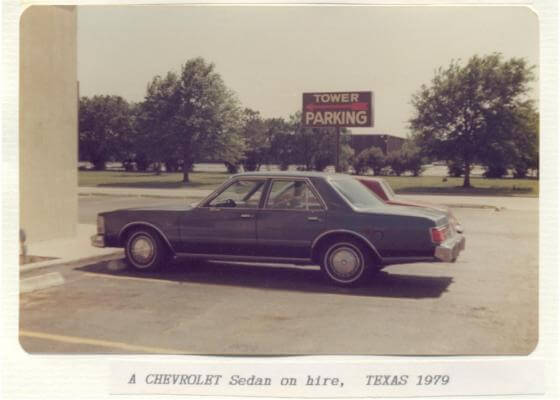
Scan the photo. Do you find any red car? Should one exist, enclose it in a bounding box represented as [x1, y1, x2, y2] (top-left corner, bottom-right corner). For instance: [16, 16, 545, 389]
[356, 176, 464, 234]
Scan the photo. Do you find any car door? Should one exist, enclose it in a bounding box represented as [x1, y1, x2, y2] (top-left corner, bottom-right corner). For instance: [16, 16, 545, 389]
[178, 178, 266, 256]
[256, 178, 326, 259]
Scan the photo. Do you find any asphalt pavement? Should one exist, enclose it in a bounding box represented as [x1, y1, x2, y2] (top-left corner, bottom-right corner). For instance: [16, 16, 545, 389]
[20, 199, 538, 355]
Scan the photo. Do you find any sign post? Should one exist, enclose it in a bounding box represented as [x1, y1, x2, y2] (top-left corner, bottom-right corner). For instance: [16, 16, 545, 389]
[335, 127, 341, 172]
[302, 91, 374, 172]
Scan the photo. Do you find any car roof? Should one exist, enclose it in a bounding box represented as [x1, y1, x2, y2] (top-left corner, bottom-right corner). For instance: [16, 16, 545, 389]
[231, 171, 352, 180]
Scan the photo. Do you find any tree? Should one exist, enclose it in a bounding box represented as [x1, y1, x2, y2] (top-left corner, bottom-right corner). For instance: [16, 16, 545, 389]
[352, 153, 368, 175]
[139, 58, 245, 183]
[510, 103, 539, 178]
[339, 144, 355, 173]
[401, 141, 426, 177]
[240, 108, 268, 171]
[446, 159, 469, 177]
[386, 151, 407, 176]
[288, 112, 350, 171]
[266, 118, 293, 170]
[79, 95, 134, 170]
[356, 147, 386, 176]
[410, 53, 536, 187]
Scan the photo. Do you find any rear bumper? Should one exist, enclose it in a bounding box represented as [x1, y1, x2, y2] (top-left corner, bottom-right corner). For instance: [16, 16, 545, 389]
[91, 234, 106, 248]
[435, 235, 466, 262]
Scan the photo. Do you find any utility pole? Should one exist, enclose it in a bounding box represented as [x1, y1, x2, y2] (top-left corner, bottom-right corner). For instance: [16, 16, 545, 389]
[335, 126, 341, 173]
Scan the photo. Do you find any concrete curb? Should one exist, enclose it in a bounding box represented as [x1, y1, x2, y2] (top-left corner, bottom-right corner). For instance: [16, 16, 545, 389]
[78, 187, 212, 199]
[21, 250, 124, 274]
[79, 192, 204, 199]
[443, 204, 504, 211]
[21, 272, 65, 293]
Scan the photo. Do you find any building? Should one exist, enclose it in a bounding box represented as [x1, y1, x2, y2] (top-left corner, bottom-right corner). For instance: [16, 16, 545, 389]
[349, 133, 406, 156]
[20, 6, 78, 243]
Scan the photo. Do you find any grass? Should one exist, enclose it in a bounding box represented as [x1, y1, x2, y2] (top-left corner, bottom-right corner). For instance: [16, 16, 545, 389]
[79, 170, 231, 190]
[79, 170, 539, 197]
[384, 176, 538, 197]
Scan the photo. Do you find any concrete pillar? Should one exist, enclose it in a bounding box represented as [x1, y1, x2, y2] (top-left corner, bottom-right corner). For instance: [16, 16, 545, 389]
[20, 6, 78, 243]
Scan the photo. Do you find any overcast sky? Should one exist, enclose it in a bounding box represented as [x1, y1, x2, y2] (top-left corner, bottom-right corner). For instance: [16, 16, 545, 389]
[77, 5, 539, 137]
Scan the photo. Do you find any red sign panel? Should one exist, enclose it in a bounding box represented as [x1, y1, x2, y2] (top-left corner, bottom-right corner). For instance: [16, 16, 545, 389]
[302, 91, 374, 127]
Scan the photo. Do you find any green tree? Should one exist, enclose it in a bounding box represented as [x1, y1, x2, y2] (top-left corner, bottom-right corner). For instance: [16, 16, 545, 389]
[240, 108, 267, 171]
[410, 53, 536, 187]
[510, 103, 539, 178]
[386, 151, 407, 176]
[139, 58, 245, 183]
[79, 95, 134, 170]
[402, 141, 426, 177]
[339, 144, 355, 173]
[288, 112, 350, 171]
[356, 147, 386, 176]
[266, 117, 293, 170]
[446, 159, 469, 177]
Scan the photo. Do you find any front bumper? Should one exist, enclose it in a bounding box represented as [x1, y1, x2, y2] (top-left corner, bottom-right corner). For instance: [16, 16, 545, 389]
[91, 234, 106, 248]
[434, 235, 466, 262]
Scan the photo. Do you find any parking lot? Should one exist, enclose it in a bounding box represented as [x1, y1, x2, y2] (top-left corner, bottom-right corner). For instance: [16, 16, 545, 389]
[20, 196, 538, 355]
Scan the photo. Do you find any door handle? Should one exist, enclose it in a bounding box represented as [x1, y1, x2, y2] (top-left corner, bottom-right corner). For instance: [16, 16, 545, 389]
[307, 216, 321, 222]
[240, 214, 254, 219]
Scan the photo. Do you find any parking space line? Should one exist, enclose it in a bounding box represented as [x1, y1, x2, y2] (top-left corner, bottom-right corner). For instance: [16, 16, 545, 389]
[83, 272, 182, 285]
[20, 330, 185, 354]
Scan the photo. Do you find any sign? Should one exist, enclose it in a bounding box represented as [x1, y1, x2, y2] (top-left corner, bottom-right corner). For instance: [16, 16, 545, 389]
[302, 91, 373, 127]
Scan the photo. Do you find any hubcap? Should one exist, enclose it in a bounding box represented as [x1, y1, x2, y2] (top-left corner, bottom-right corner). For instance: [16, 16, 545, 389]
[131, 236, 154, 264]
[329, 246, 361, 278]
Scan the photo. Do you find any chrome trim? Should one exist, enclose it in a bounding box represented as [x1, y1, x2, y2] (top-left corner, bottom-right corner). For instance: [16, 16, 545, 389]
[240, 213, 254, 218]
[90, 234, 105, 248]
[118, 221, 175, 253]
[96, 215, 105, 235]
[175, 252, 311, 264]
[434, 235, 466, 262]
[311, 229, 382, 260]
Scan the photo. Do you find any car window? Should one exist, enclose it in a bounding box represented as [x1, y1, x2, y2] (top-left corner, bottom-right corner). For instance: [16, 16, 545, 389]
[266, 180, 324, 210]
[330, 177, 385, 208]
[208, 180, 265, 208]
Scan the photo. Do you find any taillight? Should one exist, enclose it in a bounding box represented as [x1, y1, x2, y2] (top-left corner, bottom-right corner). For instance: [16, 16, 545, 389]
[430, 225, 449, 244]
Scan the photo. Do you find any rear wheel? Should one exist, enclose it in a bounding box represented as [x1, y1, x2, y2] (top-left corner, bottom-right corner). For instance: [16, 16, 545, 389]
[124, 228, 169, 271]
[320, 239, 373, 286]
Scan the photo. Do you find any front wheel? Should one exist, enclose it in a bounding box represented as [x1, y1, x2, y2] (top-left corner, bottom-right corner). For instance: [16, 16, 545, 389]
[124, 228, 169, 271]
[321, 240, 373, 286]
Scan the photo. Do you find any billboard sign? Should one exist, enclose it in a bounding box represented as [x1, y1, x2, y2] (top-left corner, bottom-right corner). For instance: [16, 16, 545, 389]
[302, 91, 373, 127]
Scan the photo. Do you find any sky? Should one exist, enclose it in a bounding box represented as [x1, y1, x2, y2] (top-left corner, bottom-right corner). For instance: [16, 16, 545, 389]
[77, 5, 539, 138]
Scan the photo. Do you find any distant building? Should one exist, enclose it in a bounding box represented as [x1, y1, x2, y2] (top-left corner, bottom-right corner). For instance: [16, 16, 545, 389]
[349, 133, 406, 155]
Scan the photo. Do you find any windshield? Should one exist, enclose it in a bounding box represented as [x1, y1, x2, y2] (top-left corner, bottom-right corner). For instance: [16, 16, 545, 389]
[330, 177, 385, 208]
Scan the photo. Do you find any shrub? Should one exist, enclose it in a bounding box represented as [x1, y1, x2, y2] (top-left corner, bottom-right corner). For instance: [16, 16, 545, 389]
[386, 151, 407, 176]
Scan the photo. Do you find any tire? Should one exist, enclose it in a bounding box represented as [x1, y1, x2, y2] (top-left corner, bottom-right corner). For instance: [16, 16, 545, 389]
[124, 228, 169, 271]
[320, 239, 373, 286]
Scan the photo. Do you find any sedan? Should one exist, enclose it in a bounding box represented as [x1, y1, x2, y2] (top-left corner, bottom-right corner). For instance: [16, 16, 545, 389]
[92, 172, 465, 286]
